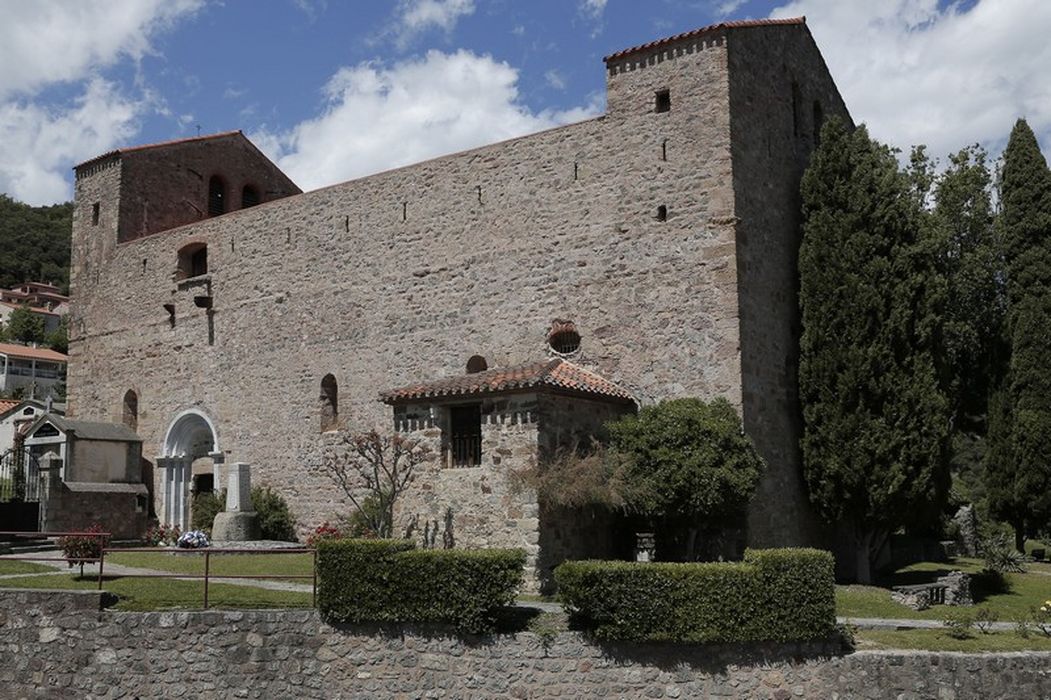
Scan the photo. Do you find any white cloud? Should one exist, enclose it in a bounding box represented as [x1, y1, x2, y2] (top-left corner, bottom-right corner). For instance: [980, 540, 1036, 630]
[716, 0, 746, 16]
[580, 0, 607, 19]
[579, 0, 607, 37]
[253, 50, 602, 193]
[386, 0, 476, 49]
[769, 0, 1051, 158]
[545, 69, 567, 91]
[0, 0, 203, 100]
[0, 78, 141, 204]
[0, 0, 202, 204]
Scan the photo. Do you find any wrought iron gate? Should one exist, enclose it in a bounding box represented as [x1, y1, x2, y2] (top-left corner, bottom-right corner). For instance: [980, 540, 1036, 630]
[0, 449, 41, 531]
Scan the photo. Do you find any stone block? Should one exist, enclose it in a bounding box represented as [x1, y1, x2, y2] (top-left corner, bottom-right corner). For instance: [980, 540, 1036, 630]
[212, 511, 261, 542]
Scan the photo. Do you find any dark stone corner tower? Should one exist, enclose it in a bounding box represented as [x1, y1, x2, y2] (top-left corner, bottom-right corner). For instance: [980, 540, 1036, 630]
[67, 18, 850, 561]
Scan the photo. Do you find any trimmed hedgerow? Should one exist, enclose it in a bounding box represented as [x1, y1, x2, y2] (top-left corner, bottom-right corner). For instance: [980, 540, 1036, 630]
[555, 547, 835, 643]
[316, 539, 526, 634]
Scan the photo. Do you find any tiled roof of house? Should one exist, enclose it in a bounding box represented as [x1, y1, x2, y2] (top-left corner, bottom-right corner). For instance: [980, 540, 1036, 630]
[603, 16, 806, 62]
[0, 343, 67, 363]
[380, 358, 635, 405]
[0, 400, 18, 416]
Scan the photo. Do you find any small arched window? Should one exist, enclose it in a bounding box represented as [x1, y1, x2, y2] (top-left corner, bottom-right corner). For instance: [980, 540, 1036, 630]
[208, 176, 226, 217]
[320, 374, 339, 432]
[176, 242, 208, 279]
[122, 390, 138, 431]
[466, 355, 488, 373]
[242, 185, 260, 209]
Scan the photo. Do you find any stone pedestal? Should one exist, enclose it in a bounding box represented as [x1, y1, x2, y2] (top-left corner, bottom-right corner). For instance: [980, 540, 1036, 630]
[212, 511, 261, 541]
[212, 462, 259, 541]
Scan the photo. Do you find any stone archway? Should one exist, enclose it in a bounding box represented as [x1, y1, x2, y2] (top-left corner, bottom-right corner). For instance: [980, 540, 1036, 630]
[157, 409, 223, 529]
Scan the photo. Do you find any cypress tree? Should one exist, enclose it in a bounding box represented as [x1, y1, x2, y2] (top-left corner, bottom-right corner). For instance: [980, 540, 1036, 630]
[986, 119, 1051, 551]
[798, 117, 951, 583]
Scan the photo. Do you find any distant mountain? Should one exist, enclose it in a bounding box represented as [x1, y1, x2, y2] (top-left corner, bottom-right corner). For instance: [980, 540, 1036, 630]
[0, 194, 72, 293]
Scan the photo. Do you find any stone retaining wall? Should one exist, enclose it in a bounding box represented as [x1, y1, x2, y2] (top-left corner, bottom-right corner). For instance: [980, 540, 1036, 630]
[1, 590, 1049, 699]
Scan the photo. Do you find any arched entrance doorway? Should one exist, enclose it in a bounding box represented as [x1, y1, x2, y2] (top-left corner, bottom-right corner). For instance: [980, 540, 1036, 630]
[157, 409, 223, 529]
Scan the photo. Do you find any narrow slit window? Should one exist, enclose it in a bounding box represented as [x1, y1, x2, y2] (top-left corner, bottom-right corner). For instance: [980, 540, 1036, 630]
[122, 390, 138, 431]
[208, 176, 226, 217]
[92, 202, 100, 226]
[449, 405, 482, 468]
[813, 101, 825, 145]
[657, 205, 668, 221]
[320, 374, 339, 432]
[655, 89, 671, 113]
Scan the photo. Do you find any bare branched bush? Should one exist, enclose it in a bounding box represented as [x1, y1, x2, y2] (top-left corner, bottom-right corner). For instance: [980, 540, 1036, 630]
[319, 430, 432, 538]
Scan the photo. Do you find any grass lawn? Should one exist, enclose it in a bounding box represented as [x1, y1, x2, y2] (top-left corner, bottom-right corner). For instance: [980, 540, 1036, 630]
[836, 557, 1051, 622]
[105, 550, 314, 582]
[856, 628, 1051, 652]
[0, 559, 58, 576]
[0, 571, 313, 610]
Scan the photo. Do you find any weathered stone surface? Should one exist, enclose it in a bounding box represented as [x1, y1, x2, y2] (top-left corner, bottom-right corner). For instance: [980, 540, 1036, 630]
[211, 511, 261, 542]
[67, 23, 849, 554]
[2, 590, 1051, 698]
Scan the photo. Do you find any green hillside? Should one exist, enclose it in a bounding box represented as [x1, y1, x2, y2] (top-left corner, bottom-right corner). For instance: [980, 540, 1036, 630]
[0, 194, 72, 293]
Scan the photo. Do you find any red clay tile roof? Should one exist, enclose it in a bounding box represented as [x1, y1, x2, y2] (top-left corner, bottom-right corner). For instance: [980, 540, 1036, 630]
[380, 358, 635, 405]
[0, 400, 18, 416]
[603, 16, 806, 63]
[0, 343, 67, 363]
[73, 130, 244, 170]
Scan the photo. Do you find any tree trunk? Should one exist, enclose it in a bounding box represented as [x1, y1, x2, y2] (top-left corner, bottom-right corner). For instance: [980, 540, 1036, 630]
[854, 526, 875, 585]
[685, 527, 698, 561]
[1014, 522, 1026, 554]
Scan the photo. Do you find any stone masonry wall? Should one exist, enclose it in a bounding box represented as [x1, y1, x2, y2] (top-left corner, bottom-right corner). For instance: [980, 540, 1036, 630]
[2, 589, 1050, 699]
[67, 29, 741, 535]
[67, 23, 839, 548]
[727, 25, 851, 548]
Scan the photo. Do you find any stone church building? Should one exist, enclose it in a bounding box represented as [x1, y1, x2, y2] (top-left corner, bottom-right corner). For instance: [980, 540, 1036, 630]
[66, 18, 849, 585]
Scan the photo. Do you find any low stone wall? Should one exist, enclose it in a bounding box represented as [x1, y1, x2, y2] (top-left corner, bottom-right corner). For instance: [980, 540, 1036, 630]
[1, 589, 1050, 698]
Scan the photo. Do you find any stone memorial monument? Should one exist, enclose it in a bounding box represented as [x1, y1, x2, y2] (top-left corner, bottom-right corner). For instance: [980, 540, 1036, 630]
[211, 462, 260, 541]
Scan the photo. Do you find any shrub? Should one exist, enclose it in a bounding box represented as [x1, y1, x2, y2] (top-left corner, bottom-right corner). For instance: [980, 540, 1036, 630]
[57, 524, 107, 576]
[317, 539, 526, 634]
[555, 548, 835, 643]
[974, 607, 999, 634]
[252, 486, 298, 542]
[943, 609, 976, 639]
[191, 491, 225, 534]
[981, 533, 1027, 574]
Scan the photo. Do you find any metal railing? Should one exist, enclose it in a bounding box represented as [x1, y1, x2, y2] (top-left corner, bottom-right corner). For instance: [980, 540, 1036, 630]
[0, 530, 317, 609]
[103, 546, 317, 608]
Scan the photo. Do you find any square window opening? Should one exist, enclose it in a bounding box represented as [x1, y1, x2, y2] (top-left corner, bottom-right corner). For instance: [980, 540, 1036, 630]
[655, 89, 671, 113]
[448, 404, 482, 467]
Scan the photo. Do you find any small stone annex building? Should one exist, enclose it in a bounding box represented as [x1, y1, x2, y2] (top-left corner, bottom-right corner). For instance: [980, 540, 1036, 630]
[65, 18, 850, 583]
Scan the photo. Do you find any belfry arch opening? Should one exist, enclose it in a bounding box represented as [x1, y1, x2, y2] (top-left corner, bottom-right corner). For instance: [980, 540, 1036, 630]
[208, 175, 227, 217]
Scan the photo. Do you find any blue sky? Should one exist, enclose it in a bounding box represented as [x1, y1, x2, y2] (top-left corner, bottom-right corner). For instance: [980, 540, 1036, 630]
[1, 0, 1048, 205]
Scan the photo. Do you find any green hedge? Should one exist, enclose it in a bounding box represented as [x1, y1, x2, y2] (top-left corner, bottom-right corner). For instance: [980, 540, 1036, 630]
[555, 547, 835, 643]
[316, 539, 526, 634]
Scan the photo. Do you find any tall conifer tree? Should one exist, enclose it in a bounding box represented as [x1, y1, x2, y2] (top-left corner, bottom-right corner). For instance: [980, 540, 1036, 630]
[986, 119, 1051, 551]
[798, 117, 951, 583]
